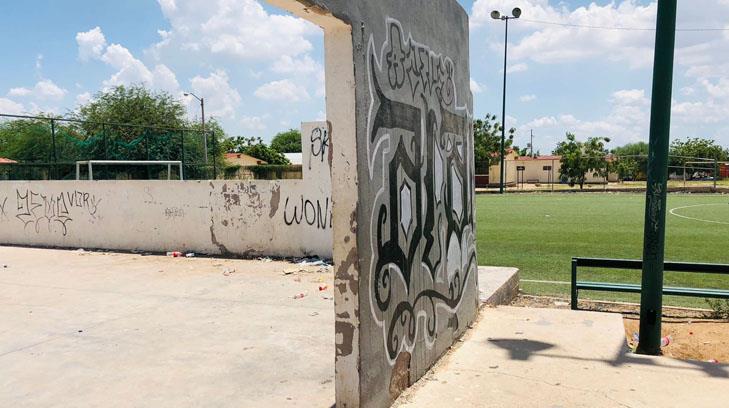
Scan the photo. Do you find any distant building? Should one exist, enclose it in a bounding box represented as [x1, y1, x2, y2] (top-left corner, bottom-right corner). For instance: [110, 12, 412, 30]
[487, 153, 618, 187]
[225, 153, 267, 166]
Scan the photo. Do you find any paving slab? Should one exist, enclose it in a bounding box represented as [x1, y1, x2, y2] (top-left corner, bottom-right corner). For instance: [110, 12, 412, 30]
[0, 246, 335, 407]
[396, 306, 729, 408]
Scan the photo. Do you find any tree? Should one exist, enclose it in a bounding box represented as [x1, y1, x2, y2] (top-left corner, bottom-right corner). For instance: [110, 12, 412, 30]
[222, 136, 290, 165]
[612, 157, 640, 182]
[75, 84, 185, 129]
[473, 113, 516, 174]
[553, 133, 611, 189]
[270, 129, 302, 153]
[611, 142, 650, 180]
[611, 141, 649, 157]
[669, 137, 728, 162]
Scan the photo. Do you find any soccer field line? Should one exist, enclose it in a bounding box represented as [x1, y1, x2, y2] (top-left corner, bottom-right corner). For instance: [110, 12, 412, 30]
[669, 203, 729, 225]
[521, 279, 571, 285]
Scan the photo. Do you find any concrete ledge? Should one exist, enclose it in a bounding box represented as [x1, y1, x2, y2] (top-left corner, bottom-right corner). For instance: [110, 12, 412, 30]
[478, 266, 519, 306]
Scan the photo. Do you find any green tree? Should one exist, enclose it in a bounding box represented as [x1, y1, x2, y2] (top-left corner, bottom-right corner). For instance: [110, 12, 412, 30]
[270, 129, 302, 153]
[75, 85, 185, 128]
[669, 137, 728, 162]
[473, 113, 516, 173]
[611, 142, 650, 180]
[612, 157, 640, 182]
[611, 141, 649, 157]
[222, 136, 289, 165]
[553, 133, 611, 189]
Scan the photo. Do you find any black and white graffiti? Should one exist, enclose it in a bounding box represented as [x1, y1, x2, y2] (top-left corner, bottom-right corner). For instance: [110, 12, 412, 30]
[310, 126, 330, 169]
[367, 18, 476, 364]
[14, 189, 101, 236]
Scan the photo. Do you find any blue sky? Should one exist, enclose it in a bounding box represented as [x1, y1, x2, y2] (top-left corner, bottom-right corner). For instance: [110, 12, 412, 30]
[1, 0, 728, 153]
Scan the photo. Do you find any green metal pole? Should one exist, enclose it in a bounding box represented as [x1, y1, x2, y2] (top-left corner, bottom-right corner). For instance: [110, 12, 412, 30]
[637, 0, 678, 356]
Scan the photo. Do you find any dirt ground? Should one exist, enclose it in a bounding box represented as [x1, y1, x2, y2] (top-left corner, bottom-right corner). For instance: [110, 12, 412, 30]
[512, 294, 729, 364]
[623, 318, 729, 363]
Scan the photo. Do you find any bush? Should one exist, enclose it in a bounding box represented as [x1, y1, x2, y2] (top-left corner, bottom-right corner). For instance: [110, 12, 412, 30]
[706, 299, 729, 319]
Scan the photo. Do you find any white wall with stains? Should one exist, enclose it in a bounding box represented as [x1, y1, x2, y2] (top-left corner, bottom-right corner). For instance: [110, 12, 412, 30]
[0, 122, 333, 259]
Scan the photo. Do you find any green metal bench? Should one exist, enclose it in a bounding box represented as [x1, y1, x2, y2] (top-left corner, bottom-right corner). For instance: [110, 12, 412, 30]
[570, 257, 729, 310]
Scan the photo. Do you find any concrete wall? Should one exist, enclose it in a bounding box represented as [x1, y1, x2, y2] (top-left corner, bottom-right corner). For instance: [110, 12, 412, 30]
[0, 122, 333, 258]
[269, 2, 478, 407]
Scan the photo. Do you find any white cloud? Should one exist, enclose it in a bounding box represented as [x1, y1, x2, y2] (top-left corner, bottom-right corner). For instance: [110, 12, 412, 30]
[0, 98, 25, 115]
[520, 94, 536, 102]
[240, 115, 267, 131]
[188, 70, 241, 119]
[75, 92, 92, 106]
[271, 55, 321, 75]
[254, 79, 310, 102]
[76, 27, 108, 62]
[506, 63, 528, 74]
[522, 88, 652, 147]
[470, 78, 484, 94]
[153, 0, 320, 62]
[8, 79, 67, 101]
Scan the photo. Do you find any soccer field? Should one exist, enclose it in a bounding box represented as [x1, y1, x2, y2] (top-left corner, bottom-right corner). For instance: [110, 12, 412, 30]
[475, 193, 729, 307]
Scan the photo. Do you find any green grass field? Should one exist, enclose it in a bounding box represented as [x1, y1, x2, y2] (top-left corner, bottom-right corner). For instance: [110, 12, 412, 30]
[475, 193, 729, 307]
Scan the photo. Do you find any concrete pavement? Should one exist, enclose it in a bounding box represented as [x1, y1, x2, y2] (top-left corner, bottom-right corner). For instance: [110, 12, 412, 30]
[396, 306, 729, 408]
[0, 246, 335, 407]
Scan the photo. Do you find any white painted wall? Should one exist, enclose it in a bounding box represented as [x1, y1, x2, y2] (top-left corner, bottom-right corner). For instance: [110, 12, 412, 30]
[0, 122, 333, 259]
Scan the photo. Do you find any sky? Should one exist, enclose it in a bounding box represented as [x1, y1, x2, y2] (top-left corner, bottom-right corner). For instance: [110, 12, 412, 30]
[0, 0, 728, 153]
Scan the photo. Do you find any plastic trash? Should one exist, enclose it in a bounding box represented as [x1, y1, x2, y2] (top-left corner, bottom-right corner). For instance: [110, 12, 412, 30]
[222, 268, 235, 276]
[661, 335, 672, 347]
[166, 251, 183, 257]
[707, 359, 719, 363]
[319, 284, 328, 291]
[185, 253, 195, 258]
[293, 292, 307, 299]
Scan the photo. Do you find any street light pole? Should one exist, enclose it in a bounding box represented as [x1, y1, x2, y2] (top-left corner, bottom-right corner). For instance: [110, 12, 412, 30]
[637, 0, 678, 356]
[185, 92, 207, 164]
[492, 7, 521, 194]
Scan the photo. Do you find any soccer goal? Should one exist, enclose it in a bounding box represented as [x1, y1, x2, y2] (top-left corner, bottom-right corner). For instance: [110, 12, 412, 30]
[76, 160, 184, 181]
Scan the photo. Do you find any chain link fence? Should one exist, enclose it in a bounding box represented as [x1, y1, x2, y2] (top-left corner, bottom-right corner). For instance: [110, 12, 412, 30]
[0, 114, 221, 181]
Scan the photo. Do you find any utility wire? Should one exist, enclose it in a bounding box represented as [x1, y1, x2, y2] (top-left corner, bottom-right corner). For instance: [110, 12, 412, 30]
[520, 18, 729, 32]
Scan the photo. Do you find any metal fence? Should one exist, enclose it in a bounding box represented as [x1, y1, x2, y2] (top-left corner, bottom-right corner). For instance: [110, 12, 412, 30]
[0, 113, 220, 181]
[475, 154, 726, 192]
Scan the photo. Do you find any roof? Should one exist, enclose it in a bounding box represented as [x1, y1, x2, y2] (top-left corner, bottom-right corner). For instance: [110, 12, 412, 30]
[224, 153, 267, 165]
[0, 157, 17, 164]
[515, 155, 561, 161]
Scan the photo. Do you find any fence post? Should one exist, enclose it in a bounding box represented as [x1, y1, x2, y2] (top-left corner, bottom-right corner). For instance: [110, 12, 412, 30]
[50, 118, 57, 180]
[180, 129, 185, 178]
[714, 159, 718, 190]
[212, 131, 217, 180]
[571, 258, 579, 310]
[102, 124, 108, 160]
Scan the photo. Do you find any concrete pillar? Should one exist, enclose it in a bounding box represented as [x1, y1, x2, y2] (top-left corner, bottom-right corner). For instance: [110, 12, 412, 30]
[268, 1, 478, 406]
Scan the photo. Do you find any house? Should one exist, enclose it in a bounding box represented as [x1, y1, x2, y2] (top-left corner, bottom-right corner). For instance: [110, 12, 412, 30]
[224, 153, 267, 167]
[487, 153, 618, 187]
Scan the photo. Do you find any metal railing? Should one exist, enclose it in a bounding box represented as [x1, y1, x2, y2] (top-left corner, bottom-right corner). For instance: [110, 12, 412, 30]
[570, 257, 729, 310]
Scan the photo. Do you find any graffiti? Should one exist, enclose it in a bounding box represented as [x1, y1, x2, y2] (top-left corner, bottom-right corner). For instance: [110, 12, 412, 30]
[367, 18, 475, 365]
[0, 196, 7, 220]
[164, 207, 185, 219]
[14, 189, 101, 236]
[283, 195, 333, 230]
[310, 126, 330, 168]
